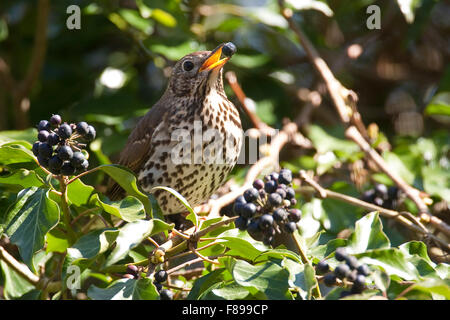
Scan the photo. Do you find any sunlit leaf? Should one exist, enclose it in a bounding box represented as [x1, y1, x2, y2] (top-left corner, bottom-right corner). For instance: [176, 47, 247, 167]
[88, 278, 159, 300]
[4, 187, 60, 265]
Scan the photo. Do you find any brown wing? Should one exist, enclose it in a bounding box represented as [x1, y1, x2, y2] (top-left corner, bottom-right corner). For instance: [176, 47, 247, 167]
[106, 98, 169, 200]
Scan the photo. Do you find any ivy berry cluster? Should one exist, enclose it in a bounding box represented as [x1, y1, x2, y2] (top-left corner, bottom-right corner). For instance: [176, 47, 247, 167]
[153, 270, 173, 300]
[317, 247, 371, 297]
[361, 183, 402, 210]
[232, 169, 301, 246]
[123, 266, 173, 300]
[32, 114, 96, 176]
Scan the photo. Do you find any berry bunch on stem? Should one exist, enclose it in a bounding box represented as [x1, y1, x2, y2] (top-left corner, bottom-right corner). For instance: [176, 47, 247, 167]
[32, 115, 96, 176]
[231, 169, 301, 246]
[318, 247, 371, 298]
[361, 183, 403, 210]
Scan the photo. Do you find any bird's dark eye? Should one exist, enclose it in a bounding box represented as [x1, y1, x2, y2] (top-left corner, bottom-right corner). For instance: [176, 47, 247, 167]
[182, 60, 194, 72]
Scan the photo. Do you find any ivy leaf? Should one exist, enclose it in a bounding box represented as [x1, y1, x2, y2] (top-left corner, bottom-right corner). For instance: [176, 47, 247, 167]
[97, 164, 152, 217]
[151, 186, 197, 227]
[347, 212, 390, 253]
[104, 219, 173, 267]
[187, 268, 227, 300]
[231, 259, 291, 300]
[91, 193, 145, 222]
[67, 228, 119, 261]
[4, 187, 59, 265]
[217, 229, 267, 261]
[0, 260, 36, 299]
[0, 169, 44, 190]
[87, 278, 159, 300]
[0, 144, 36, 166]
[66, 179, 94, 207]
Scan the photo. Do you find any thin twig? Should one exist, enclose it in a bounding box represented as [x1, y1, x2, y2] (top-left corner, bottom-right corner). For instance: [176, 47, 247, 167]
[299, 170, 450, 252]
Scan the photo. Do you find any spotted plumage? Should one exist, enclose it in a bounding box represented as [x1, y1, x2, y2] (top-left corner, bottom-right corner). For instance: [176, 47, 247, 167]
[107, 44, 242, 214]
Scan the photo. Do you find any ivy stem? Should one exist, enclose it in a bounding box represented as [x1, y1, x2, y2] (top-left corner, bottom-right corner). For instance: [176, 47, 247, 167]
[291, 232, 322, 300]
[58, 176, 76, 243]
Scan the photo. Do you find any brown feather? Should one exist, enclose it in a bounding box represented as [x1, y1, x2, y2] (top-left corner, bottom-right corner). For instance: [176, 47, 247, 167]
[106, 96, 169, 200]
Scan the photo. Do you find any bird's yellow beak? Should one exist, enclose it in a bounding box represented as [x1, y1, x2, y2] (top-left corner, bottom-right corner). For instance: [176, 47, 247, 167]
[199, 44, 230, 72]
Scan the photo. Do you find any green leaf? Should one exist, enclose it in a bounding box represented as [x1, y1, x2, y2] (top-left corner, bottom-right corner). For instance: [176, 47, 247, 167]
[187, 268, 227, 300]
[104, 219, 173, 267]
[87, 278, 159, 300]
[68, 228, 119, 261]
[0, 144, 36, 166]
[0, 169, 44, 189]
[151, 9, 177, 28]
[66, 178, 94, 207]
[91, 194, 145, 222]
[421, 166, 450, 202]
[286, 0, 334, 16]
[46, 228, 70, 253]
[409, 279, 450, 300]
[97, 164, 152, 217]
[118, 9, 153, 34]
[0, 128, 36, 145]
[231, 259, 291, 300]
[0, 260, 36, 299]
[4, 187, 60, 265]
[149, 41, 203, 61]
[217, 229, 267, 261]
[284, 259, 317, 300]
[383, 151, 415, 185]
[151, 185, 197, 226]
[308, 125, 359, 156]
[347, 212, 390, 253]
[209, 282, 252, 300]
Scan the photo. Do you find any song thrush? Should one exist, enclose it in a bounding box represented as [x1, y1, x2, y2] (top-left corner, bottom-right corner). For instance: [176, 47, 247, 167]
[107, 43, 243, 214]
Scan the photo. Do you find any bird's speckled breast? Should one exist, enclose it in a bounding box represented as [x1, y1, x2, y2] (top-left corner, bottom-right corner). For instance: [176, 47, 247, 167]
[138, 88, 243, 214]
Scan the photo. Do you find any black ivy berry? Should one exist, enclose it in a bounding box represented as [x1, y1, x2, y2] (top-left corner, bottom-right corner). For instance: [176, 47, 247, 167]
[154, 270, 168, 283]
[37, 130, 49, 142]
[70, 151, 85, 168]
[85, 125, 96, 141]
[278, 169, 292, 185]
[253, 179, 264, 190]
[264, 180, 277, 193]
[268, 192, 282, 207]
[160, 289, 173, 300]
[316, 260, 330, 275]
[58, 145, 73, 161]
[38, 120, 51, 131]
[285, 187, 295, 200]
[284, 221, 297, 233]
[61, 162, 75, 176]
[259, 214, 273, 230]
[345, 255, 359, 270]
[47, 133, 60, 146]
[288, 209, 302, 222]
[48, 155, 63, 172]
[324, 273, 337, 287]
[235, 216, 249, 230]
[153, 282, 163, 292]
[126, 264, 139, 277]
[241, 203, 257, 218]
[351, 275, 366, 294]
[58, 123, 72, 140]
[335, 264, 351, 279]
[335, 247, 348, 262]
[32, 142, 40, 156]
[273, 208, 287, 222]
[243, 187, 259, 203]
[76, 121, 89, 135]
[38, 143, 53, 158]
[222, 42, 237, 57]
[49, 114, 62, 126]
[357, 264, 370, 276]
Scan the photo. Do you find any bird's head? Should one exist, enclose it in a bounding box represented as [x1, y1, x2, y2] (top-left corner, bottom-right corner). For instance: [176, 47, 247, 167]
[167, 42, 236, 97]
